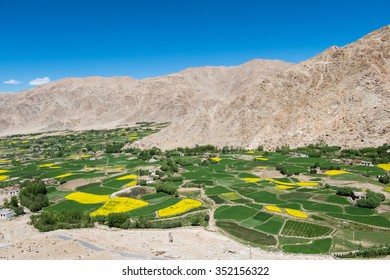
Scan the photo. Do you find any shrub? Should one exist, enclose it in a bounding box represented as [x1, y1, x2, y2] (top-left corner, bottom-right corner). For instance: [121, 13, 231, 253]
[336, 187, 353, 197]
[107, 213, 129, 228]
[357, 191, 386, 209]
[154, 182, 179, 195]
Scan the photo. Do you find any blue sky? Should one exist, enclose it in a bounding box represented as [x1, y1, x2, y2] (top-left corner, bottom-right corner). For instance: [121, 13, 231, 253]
[0, 0, 389, 92]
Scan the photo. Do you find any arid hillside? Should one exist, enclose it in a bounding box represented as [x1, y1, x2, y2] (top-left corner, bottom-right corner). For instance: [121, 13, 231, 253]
[1, 25, 389, 149]
[139, 25, 390, 149]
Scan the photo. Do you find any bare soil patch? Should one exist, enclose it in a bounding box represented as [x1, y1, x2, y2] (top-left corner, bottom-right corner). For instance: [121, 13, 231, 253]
[58, 177, 104, 191]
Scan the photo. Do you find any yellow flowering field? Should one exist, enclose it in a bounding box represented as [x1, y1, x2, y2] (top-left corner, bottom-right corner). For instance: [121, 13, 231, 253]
[55, 173, 73, 179]
[284, 208, 308, 219]
[276, 185, 294, 190]
[272, 179, 295, 186]
[0, 169, 9, 174]
[377, 164, 390, 171]
[385, 187, 390, 193]
[296, 182, 318, 187]
[125, 181, 137, 187]
[90, 197, 148, 216]
[38, 163, 55, 167]
[210, 157, 222, 162]
[246, 151, 255, 154]
[243, 177, 261, 183]
[65, 192, 110, 204]
[80, 155, 91, 158]
[158, 199, 202, 217]
[0, 160, 10, 164]
[116, 174, 138, 180]
[265, 205, 282, 213]
[0, 175, 9, 181]
[220, 192, 240, 200]
[324, 170, 350, 175]
[256, 157, 269, 161]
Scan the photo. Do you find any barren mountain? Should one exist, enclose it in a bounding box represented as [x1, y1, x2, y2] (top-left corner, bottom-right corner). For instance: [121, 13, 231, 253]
[0, 60, 291, 136]
[139, 25, 390, 149]
[1, 25, 390, 149]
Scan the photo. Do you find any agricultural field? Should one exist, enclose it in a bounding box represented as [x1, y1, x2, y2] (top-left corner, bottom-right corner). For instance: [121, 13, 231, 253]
[1, 127, 390, 256]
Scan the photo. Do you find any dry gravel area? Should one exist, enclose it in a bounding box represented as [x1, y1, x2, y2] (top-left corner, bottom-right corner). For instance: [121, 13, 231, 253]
[0, 215, 332, 260]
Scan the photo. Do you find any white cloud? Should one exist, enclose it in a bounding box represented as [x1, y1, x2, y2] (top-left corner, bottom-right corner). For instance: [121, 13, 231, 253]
[29, 77, 51, 86]
[4, 79, 21, 85]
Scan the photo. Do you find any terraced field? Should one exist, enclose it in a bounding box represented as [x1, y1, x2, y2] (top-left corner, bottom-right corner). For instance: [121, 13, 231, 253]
[1, 126, 390, 255]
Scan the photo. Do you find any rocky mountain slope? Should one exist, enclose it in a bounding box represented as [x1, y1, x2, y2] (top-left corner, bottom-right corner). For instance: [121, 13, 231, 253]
[1, 25, 389, 149]
[139, 25, 390, 149]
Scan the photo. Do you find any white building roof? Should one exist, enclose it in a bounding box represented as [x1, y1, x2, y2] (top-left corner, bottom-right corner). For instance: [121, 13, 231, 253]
[0, 208, 15, 215]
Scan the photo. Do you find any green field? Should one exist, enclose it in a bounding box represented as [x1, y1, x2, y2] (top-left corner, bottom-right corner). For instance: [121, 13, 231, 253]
[281, 220, 333, 238]
[216, 220, 277, 246]
[254, 216, 285, 234]
[214, 205, 257, 221]
[326, 213, 390, 228]
[325, 195, 351, 205]
[282, 238, 332, 254]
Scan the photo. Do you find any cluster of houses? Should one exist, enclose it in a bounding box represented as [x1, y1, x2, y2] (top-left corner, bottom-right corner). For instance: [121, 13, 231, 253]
[0, 185, 20, 220]
[331, 158, 374, 167]
[288, 152, 309, 158]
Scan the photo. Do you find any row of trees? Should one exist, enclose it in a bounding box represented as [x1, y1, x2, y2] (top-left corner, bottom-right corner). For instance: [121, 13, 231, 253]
[340, 144, 390, 164]
[94, 213, 209, 229]
[31, 211, 94, 232]
[336, 244, 390, 259]
[275, 165, 299, 177]
[31, 210, 210, 232]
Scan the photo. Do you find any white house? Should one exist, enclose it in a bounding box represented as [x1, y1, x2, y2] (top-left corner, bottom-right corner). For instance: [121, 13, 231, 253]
[145, 177, 154, 184]
[0, 208, 15, 219]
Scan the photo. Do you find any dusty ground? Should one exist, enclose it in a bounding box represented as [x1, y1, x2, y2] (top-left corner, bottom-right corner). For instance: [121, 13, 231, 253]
[0, 215, 332, 260]
[58, 177, 105, 191]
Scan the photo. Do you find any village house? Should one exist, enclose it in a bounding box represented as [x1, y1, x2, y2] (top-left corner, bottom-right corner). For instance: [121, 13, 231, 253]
[358, 160, 374, 167]
[331, 158, 374, 167]
[0, 185, 20, 198]
[288, 152, 309, 158]
[0, 208, 15, 219]
[351, 191, 367, 201]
